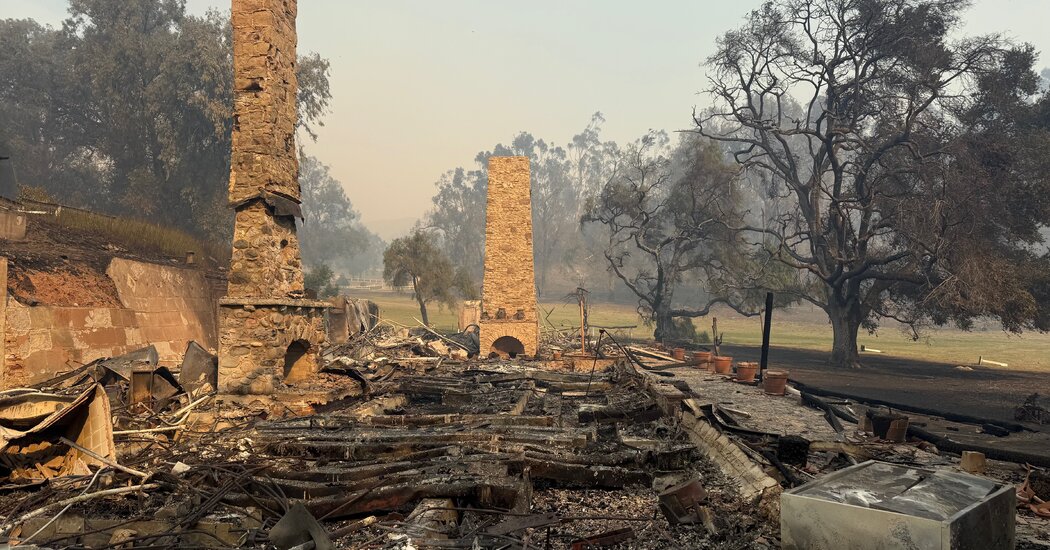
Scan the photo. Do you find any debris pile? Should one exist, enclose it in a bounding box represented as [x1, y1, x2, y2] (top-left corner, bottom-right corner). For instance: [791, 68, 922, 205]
[1, 333, 1047, 548]
[0, 336, 782, 549]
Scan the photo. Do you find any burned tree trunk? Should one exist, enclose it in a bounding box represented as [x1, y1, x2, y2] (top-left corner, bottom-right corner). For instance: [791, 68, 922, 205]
[828, 300, 862, 369]
[653, 305, 673, 343]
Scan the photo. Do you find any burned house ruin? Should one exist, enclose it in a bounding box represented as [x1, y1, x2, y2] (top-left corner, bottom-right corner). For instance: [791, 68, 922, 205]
[0, 0, 1047, 547]
[217, 0, 328, 394]
[478, 156, 540, 358]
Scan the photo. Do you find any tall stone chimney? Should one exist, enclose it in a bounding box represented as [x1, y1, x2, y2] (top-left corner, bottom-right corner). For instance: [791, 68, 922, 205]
[478, 157, 540, 358]
[217, 0, 328, 394]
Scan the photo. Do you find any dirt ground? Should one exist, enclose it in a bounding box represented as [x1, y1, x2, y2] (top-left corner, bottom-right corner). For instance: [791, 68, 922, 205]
[3, 211, 223, 306]
[722, 344, 1044, 424]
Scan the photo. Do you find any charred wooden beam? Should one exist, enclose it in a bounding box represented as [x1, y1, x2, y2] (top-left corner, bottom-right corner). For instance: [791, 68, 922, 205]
[223, 479, 522, 520]
[510, 457, 651, 488]
[578, 401, 663, 424]
[360, 414, 555, 427]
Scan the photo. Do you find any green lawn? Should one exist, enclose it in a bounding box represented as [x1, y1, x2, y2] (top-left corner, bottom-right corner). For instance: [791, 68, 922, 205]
[353, 290, 1050, 373]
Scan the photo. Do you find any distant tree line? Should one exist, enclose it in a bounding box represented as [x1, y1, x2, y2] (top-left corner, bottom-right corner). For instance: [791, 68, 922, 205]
[299, 156, 385, 277]
[0, 0, 382, 274]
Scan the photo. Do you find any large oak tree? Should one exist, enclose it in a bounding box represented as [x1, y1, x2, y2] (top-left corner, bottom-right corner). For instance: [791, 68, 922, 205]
[697, 0, 1050, 367]
[383, 230, 477, 326]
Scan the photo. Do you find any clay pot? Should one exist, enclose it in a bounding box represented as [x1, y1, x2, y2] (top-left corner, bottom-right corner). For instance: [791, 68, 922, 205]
[885, 418, 910, 443]
[763, 370, 789, 395]
[736, 362, 758, 382]
[960, 451, 987, 474]
[692, 351, 712, 370]
[672, 348, 686, 361]
[868, 411, 909, 443]
[552, 351, 562, 360]
[713, 356, 733, 374]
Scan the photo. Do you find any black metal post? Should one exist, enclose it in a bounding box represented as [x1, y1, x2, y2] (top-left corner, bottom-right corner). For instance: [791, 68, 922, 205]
[759, 292, 774, 380]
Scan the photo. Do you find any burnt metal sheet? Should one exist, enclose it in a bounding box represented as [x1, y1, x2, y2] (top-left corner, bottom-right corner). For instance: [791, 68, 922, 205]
[229, 191, 303, 220]
[179, 341, 218, 390]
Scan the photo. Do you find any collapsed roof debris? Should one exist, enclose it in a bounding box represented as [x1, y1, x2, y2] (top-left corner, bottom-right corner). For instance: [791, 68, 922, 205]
[0, 329, 1046, 548]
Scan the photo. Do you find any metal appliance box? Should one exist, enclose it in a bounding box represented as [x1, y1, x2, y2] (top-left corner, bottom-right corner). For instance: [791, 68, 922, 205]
[781, 460, 1015, 549]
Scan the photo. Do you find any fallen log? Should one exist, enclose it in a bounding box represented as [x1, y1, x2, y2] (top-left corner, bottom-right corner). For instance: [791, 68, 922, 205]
[800, 391, 851, 433]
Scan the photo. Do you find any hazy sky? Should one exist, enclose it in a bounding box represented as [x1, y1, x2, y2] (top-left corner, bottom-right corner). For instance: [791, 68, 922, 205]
[9, 1, 1050, 239]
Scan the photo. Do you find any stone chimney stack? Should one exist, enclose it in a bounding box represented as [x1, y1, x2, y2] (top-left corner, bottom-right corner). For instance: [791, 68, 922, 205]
[217, 0, 327, 395]
[227, 0, 304, 299]
[478, 157, 540, 358]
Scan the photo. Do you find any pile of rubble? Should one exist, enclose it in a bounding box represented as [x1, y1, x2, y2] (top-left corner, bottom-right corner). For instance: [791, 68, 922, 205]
[0, 330, 771, 549]
[1, 329, 1047, 549]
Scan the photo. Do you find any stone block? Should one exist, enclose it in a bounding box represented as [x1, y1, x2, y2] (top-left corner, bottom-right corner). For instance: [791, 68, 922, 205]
[79, 327, 127, 348]
[28, 307, 54, 330]
[27, 329, 52, 353]
[83, 308, 112, 329]
[23, 348, 70, 381]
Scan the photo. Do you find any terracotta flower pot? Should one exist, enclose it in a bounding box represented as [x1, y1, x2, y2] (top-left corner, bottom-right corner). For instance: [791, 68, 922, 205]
[692, 351, 712, 369]
[763, 370, 789, 395]
[868, 411, 909, 443]
[713, 356, 733, 374]
[736, 362, 758, 382]
[672, 348, 686, 361]
[552, 351, 562, 360]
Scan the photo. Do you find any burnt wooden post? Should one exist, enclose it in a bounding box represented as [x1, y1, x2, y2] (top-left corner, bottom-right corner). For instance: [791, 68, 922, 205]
[759, 292, 774, 380]
[576, 287, 588, 353]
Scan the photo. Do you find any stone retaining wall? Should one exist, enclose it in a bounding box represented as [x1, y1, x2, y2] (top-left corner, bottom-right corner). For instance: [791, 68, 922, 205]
[2, 258, 220, 388]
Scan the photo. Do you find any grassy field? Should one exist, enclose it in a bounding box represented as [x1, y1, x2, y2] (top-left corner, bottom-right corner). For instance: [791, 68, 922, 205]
[354, 290, 1050, 373]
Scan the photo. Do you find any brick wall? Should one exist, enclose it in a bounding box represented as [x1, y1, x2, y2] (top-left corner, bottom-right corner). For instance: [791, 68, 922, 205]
[479, 156, 540, 356]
